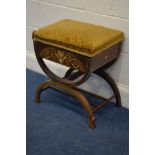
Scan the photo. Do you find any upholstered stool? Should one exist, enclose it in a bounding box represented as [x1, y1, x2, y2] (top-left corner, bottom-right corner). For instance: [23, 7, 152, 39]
[32, 19, 124, 128]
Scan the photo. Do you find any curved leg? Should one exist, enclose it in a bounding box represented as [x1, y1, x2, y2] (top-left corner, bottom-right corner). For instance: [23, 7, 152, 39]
[35, 80, 95, 128]
[35, 81, 49, 103]
[35, 53, 90, 86]
[94, 69, 121, 107]
[64, 68, 74, 78]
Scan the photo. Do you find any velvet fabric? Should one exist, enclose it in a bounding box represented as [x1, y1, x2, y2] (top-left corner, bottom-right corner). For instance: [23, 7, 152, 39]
[32, 19, 124, 57]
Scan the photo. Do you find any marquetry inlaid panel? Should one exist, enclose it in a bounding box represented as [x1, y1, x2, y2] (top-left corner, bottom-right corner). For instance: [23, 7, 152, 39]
[39, 47, 88, 72]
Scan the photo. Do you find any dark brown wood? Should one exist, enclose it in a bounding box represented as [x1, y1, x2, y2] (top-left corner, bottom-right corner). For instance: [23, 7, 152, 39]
[35, 82, 49, 103]
[34, 40, 91, 72]
[89, 43, 121, 72]
[93, 95, 115, 113]
[98, 42, 122, 70]
[34, 40, 122, 73]
[66, 70, 84, 81]
[35, 80, 96, 128]
[34, 41, 90, 86]
[64, 68, 74, 78]
[33, 38, 122, 128]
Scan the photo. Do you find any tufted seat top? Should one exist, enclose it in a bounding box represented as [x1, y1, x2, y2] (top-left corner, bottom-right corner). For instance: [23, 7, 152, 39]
[32, 19, 124, 57]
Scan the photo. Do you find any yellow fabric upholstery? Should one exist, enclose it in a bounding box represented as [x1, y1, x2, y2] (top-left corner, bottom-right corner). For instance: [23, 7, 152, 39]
[32, 19, 124, 57]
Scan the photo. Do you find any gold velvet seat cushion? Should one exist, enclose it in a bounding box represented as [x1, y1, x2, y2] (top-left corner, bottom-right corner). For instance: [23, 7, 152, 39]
[32, 19, 124, 57]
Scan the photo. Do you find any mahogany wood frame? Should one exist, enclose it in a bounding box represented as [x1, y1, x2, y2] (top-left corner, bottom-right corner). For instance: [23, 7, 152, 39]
[33, 40, 122, 128]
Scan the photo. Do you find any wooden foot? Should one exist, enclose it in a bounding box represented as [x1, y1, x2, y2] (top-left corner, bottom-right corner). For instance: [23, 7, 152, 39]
[89, 116, 96, 128]
[35, 80, 96, 128]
